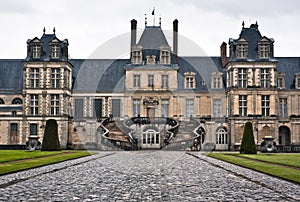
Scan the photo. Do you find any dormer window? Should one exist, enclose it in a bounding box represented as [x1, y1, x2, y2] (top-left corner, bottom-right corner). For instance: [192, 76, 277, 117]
[51, 45, 60, 58]
[295, 73, 300, 89]
[277, 73, 285, 89]
[211, 72, 223, 89]
[32, 45, 41, 58]
[159, 45, 171, 65]
[131, 45, 142, 65]
[184, 72, 196, 89]
[236, 40, 248, 59]
[146, 55, 156, 65]
[258, 42, 270, 59]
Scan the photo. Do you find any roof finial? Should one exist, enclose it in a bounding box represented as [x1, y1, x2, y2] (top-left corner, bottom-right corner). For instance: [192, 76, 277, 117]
[145, 14, 147, 27]
[255, 21, 258, 28]
[43, 27, 46, 34]
[242, 21, 245, 28]
[53, 27, 56, 34]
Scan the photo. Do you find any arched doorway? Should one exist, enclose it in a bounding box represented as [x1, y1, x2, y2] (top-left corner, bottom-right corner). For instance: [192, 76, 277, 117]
[142, 126, 160, 149]
[279, 126, 291, 146]
[215, 126, 228, 150]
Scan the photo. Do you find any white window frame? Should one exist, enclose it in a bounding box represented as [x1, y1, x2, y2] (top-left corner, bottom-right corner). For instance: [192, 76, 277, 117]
[262, 95, 270, 116]
[133, 75, 140, 88]
[161, 75, 168, 88]
[239, 95, 247, 116]
[29, 68, 40, 88]
[236, 43, 248, 59]
[258, 43, 270, 59]
[216, 127, 228, 144]
[50, 94, 60, 115]
[30, 94, 39, 115]
[51, 45, 60, 58]
[160, 50, 170, 64]
[133, 99, 141, 117]
[238, 68, 247, 88]
[279, 98, 287, 118]
[213, 99, 222, 117]
[32, 45, 41, 58]
[260, 68, 271, 88]
[132, 50, 141, 64]
[51, 68, 60, 88]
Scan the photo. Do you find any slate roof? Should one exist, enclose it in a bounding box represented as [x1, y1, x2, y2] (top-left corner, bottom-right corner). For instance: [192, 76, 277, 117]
[0, 59, 23, 94]
[138, 26, 169, 50]
[276, 57, 300, 90]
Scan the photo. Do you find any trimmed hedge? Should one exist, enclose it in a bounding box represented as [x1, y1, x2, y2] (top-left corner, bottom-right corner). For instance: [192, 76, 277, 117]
[240, 122, 257, 154]
[41, 119, 61, 151]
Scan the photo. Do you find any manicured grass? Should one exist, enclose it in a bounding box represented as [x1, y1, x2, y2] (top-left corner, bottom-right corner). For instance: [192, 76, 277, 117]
[0, 150, 63, 163]
[0, 150, 93, 175]
[207, 153, 300, 184]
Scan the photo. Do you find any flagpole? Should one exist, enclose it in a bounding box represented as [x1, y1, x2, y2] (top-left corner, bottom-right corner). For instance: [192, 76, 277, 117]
[152, 6, 155, 26]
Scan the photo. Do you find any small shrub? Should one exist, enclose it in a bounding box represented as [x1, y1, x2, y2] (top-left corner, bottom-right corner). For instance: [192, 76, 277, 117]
[240, 122, 257, 154]
[41, 119, 61, 151]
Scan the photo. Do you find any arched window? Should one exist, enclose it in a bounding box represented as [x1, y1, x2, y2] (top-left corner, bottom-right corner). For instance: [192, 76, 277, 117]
[0, 98, 4, 104]
[12, 98, 23, 104]
[216, 127, 228, 144]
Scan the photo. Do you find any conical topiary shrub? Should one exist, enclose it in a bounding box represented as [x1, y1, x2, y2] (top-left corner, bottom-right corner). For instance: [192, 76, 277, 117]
[240, 122, 257, 154]
[41, 119, 61, 151]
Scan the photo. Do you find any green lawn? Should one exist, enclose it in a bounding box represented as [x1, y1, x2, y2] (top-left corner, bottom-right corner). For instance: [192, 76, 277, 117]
[0, 150, 93, 175]
[207, 153, 300, 184]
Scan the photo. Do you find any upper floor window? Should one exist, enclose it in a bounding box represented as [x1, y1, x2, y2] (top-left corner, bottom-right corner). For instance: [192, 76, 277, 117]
[260, 68, 271, 88]
[32, 45, 41, 58]
[133, 99, 141, 117]
[236, 42, 248, 59]
[258, 43, 270, 59]
[12, 98, 22, 104]
[277, 73, 285, 89]
[51, 68, 60, 88]
[50, 94, 60, 115]
[148, 75, 154, 87]
[186, 99, 194, 117]
[51, 45, 60, 58]
[160, 50, 170, 64]
[213, 99, 222, 117]
[0, 98, 4, 104]
[239, 95, 247, 116]
[295, 74, 300, 89]
[262, 95, 270, 116]
[133, 75, 140, 87]
[161, 75, 168, 88]
[238, 68, 247, 88]
[29, 68, 40, 88]
[30, 94, 39, 115]
[279, 98, 287, 118]
[63, 70, 69, 89]
[132, 50, 142, 64]
[146, 55, 156, 65]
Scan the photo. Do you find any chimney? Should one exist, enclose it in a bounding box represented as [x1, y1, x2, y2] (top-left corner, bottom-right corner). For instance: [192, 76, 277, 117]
[220, 42, 227, 67]
[173, 19, 178, 59]
[130, 19, 137, 52]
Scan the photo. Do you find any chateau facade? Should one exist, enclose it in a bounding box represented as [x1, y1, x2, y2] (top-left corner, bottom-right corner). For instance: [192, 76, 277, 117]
[0, 18, 299, 151]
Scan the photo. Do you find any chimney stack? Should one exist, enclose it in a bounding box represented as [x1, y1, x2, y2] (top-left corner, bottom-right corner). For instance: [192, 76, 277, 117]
[220, 42, 227, 67]
[173, 19, 178, 58]
[130, 19, 137, 53]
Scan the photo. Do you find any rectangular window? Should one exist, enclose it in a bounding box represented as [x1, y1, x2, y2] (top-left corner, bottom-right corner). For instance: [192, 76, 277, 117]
[262, 95, 270, 116]
[213, 77, 221, 89]
[133, 75, 140, 87]
[133, 99, 141, 117]
[186, 77, 194, 89]
[277, 77, 283, 88]
[112, 99, 121, 117]
[213, 99, 222, 117]
[161, 51, 169, 64]
[279, 98, 287, 118]
[51, 45, 60, 58]
[64, 70, 69, 89]
[261, 68, 270, 88]
[238, 68, 247, 88]
[50, 94, 60, 115]
[161, 99, 169, 117]
[237, 43, 248, 58]
[51, 68, 60, 88]
[29, 68, 40, 88]
[148, 75, 154, 87]
[297, 78, 300, 89]
[161, 75, 168, 88]
[32, 45, 41, 58]
[74, 99, 83, 120]
[94, 99, 102, 119]
[132, 51, 141, 64]
[186, 99, 194, 117]
[239, 95, 247, 116]
[30, 94, 39, 115]
[29, 123, 38, 136]
[259, 44, 270, 58]
[10, 123, 18, 144]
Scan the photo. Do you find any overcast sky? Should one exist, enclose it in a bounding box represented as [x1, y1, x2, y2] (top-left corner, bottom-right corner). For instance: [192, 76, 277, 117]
[1, 0, 300, 59]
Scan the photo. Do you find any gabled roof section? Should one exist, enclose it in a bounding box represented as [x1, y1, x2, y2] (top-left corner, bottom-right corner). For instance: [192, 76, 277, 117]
[138, 26, 169, 50]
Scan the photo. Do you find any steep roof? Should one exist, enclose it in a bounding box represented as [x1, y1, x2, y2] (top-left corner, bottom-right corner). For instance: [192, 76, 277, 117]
[276, 57, 300, 90]
[0, 59, 23, 94]
[138, 26, 169, 50]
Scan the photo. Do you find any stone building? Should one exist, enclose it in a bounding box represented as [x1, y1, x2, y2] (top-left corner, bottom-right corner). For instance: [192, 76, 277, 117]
[0, 18, 299, 151]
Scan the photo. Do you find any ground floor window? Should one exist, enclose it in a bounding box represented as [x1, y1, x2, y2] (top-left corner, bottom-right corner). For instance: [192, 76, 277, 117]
[30, 123, 38, 137]
[216, 127, 228, 144]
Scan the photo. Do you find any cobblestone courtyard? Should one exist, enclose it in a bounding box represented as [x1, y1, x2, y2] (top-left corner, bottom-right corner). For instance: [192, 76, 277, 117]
[0, 151, 299, 201]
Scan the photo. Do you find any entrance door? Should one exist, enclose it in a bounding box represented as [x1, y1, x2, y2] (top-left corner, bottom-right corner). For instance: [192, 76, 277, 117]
[10, 123, 18, 144]
[147, 107, 155, 117]
[279, 126, 291, 145]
